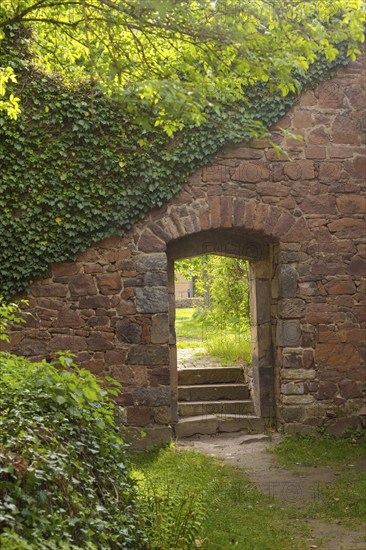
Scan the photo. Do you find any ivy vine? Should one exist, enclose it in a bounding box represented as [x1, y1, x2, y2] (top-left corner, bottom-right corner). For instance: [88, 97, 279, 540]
[0, 27, 351, 299]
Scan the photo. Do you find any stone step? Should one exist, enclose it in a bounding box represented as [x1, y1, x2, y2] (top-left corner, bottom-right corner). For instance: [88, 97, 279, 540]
[178, 366, 244, 386]
[178, 383, 250, 401]
[178, 400, 255, 417]
[174, 415, 266, 438]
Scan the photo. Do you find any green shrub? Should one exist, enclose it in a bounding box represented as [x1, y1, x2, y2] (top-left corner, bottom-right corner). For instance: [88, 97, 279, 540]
[0, 352, 147, 549]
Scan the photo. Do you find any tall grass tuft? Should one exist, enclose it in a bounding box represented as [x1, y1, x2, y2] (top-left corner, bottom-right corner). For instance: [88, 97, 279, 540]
[204, 334, 252, 365]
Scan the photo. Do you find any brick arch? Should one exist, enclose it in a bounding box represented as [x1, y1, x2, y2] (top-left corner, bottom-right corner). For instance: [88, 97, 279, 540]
[4, 55, 365, 443]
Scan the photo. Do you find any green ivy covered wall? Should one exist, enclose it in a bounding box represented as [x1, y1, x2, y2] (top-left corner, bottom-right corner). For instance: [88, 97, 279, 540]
[0, 27, 352, 298]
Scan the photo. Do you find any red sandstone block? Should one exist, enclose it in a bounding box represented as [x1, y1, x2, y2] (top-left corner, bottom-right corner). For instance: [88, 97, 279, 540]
[305, 147, 326, 159]
[283, 218, 312, 242]
[316, 80, 345, 109]
[198, 208, 210, 230]
[308, 127, 330, 146]
[319, 162, 343, 181]
[31, 284, 68, 298]
[293, 111, 312, 128]
[329, 146, 354, 159]
[253, 202, 269, 232]
[53, 262, 80, 277]
[300, 195, 337, 215]
[315, 343, 360, 367]
[328, 218, 365, 239]
[233, 199, 246, 226]
[271, 212, 294, 238]
[208, 196, 221, 228]
[284, 160, 315, 180]
[96, 272, 122, 294]
[220, 197, 233, 227]
[138, 229, 166, 253]
[332, 114, 360, 145]
[242, 200, 256, 230]
[127, 406, 154, 426]
[299, 90, 316, 106]
[345, 156, 366, 179]
[336, 195, 366, 214]
[325, 278, 356, 295]
[69, 274, 97, 297]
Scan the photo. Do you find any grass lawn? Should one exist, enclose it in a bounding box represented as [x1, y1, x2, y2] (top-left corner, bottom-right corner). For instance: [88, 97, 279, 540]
[131, 444, 308, 550]
[175, 308, 252, 364]
[272, 432, 366, 526]
[175, 308, 207, 340]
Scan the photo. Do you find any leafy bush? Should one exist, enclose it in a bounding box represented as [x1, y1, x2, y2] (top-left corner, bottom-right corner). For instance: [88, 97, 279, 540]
[0, 352, 147, 549]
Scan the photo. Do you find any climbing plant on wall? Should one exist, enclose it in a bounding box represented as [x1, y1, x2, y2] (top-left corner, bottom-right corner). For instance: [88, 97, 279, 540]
[0, 1, 364, 298]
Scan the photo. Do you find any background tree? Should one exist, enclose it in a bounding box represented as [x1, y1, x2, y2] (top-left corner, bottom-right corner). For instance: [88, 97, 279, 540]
[176, 255, 250, 333]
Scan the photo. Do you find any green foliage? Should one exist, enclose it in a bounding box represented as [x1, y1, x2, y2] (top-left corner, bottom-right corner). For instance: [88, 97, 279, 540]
[137, 471, 207, 549]
[0, 295, 26, 341]
[0, 66, 20, 119]
[0, 19, 361, 298]
[132, 445, 309, 549]
[0, 1, 364, 132]
[204, 334, 252, 365]
[0, 351, 147, 549]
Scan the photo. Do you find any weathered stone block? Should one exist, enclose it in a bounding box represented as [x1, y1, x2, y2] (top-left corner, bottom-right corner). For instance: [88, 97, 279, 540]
[282, 395, 314, 405]
[53, 262, 80, 277]
[281, 382, 304, 395]
[132, 387, 171, 406]
[276, 320, 301, 346]
[32, 284, 67, 298]
[283, 354, 302, 369]
[279, 265, 298, 298]
[278, 299, 306, 319]
[135, 287, 168, 313]
[151, 313, 169, 343]
[116, 319, 142, 344]
[127, 344, 170, 365]
[317, 381, 337, 400]
[282, 369, 316, 380]
[144, 272, 168, 286]
[138, 229, 166, 252]
[53, 309, 83, 328]
[126, 406, 154, 426]
[69, 274, 97, 297]
[136, 253, 167, 272]
[96, 272, 122, 294]
[79, 295, 111, 309]
[339, 380, 362, 399]
[87, 334, 114, 351]
[49, 335, 86, 352]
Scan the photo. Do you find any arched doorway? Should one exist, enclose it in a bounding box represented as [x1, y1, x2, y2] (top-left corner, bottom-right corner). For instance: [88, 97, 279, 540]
[167, 228, 277, 436]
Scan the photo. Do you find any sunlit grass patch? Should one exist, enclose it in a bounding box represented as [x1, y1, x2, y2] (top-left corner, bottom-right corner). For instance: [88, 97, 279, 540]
[204, 334, 252, 365]
[272, 432, 366, 467]
[131, 444, 309, 549]
[272, 433, 366, 525]
[175, 308, 205, 339]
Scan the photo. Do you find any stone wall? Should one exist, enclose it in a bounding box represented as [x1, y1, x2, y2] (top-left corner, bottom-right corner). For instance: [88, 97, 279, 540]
[4, 56, 365, 438]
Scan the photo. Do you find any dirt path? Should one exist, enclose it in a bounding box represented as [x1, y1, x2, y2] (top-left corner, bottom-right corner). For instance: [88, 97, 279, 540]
[177, 432, 366, 549]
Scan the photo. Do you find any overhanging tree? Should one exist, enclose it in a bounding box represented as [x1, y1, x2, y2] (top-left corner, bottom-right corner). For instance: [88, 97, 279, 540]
[1, 0, 364, 132]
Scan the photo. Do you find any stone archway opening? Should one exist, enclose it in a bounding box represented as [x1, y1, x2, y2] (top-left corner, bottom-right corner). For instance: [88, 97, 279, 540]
[166, 228, 277, 437]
